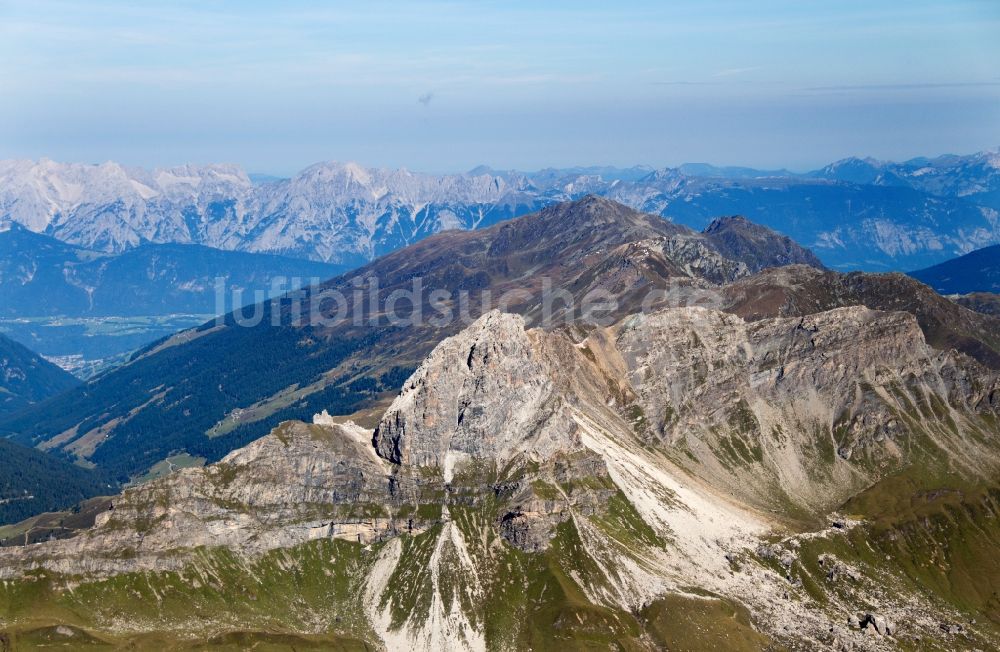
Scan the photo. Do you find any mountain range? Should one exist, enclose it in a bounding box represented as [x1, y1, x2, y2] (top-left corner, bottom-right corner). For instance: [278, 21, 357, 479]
[0, 198, 829, 487]
[1, 197, 1000, 650]
[1, 204, 1000, 647]
[0, 223, 346, 377]
[811, 150, 1000, 200]
[2, 196, 998, 511]
[2, 149, 999, 272]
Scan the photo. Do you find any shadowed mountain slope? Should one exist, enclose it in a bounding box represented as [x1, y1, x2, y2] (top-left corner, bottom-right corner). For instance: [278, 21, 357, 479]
[0, 438, 109, 526]
[0, 223, 346, 317]
[701, 214, 826, 272]
[0, 333, 79, 416]
[909, 244, 1000, 295]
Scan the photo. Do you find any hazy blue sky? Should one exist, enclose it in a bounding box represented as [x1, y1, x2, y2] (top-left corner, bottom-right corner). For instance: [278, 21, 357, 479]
[2, 0, 999, 174]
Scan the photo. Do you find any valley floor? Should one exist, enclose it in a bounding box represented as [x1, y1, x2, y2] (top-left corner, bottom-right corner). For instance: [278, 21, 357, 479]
[0, 315, 214, 378]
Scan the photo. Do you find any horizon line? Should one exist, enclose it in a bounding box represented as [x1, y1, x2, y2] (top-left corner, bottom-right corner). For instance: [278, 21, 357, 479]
[3, 145, 999, 179]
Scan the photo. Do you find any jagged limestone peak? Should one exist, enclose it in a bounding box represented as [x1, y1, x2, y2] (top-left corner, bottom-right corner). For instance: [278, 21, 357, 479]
[373, 310, 578, 470]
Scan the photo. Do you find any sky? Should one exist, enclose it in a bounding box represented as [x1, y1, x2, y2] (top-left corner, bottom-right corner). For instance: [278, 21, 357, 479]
[1, 0, 999, 175]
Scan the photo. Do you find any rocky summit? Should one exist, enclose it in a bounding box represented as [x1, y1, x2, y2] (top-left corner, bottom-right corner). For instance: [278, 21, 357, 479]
[3, 300, 1000, 650]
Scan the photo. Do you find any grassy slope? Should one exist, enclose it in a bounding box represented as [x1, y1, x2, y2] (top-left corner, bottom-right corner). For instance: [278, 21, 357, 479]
[0, 540, 375, 650]
[0, 531, 777, 651]
[845, 474, 1000, 629]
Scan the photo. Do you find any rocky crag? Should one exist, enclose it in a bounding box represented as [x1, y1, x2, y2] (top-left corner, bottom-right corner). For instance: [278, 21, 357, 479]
[2, 304, 999, 651]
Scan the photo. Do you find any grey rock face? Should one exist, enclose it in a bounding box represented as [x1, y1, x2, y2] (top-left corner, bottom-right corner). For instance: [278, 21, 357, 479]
[659, 232, 751, 284]
[614, 305, 1000, 513]
[0, 421, 430, 578]
[374, 303, 1000, 518]
[861, 613, 894, 637]
[373, 311, 578, 468]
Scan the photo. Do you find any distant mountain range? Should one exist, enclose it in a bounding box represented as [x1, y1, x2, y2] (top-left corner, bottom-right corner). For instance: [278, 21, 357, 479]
[0, 224, 347, 376]
[811, 151, 1000, 199]
[2, 149, 998, 271]
[0, 223, 346, 318]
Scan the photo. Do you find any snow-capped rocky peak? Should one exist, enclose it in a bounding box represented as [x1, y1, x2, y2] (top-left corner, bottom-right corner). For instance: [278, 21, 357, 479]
[148, 163, 252, 197]
[983, 147, 1000, 170]
[296, 161, 375, 191]
[2, 151, 1000, 268]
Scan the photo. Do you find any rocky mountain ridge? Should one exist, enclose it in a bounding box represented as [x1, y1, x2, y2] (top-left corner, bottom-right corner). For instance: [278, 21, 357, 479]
[812, 149, 1000, 198]
[2, 305, 999, 649]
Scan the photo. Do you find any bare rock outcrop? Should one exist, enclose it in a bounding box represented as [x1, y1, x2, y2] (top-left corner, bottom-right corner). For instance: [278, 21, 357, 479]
[373, 311, 578, 468]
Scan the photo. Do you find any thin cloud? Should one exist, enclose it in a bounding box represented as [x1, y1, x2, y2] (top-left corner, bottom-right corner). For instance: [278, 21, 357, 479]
[652, 78, 779, 87]
[712, 66, 760, 78]
[805, 81, 1000, 91]
[652, 80, 717, 86]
